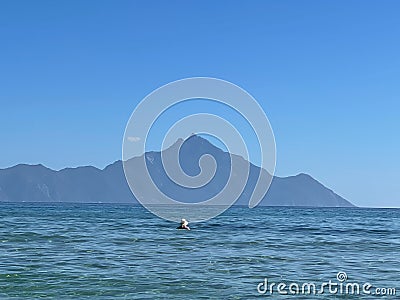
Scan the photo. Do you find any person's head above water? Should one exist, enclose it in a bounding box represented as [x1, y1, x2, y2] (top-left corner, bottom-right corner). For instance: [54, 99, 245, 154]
[177, 218, 190, 230]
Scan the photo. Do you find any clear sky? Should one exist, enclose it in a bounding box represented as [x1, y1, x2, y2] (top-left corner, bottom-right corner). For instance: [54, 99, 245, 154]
[0, 1, 399, 207]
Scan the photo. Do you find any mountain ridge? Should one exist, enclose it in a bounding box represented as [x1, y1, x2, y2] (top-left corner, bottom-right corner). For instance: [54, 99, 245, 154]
[0, 136, 354, 207]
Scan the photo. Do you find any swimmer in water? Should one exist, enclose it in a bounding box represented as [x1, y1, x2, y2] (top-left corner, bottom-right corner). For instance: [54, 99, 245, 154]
[177, 218, 190, 230]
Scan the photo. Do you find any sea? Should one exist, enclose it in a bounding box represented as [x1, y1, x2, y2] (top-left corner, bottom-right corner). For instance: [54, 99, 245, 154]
[0, 202, 398, 299]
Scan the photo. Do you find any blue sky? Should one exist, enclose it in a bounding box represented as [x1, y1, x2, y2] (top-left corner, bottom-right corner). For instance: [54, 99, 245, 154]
[0, 1, 399, 207]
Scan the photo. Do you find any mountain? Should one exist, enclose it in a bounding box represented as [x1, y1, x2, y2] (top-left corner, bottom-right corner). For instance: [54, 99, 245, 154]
[0, 135, 354, 207]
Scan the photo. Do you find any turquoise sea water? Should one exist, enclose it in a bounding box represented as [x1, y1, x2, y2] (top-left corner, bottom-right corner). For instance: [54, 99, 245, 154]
[0, 203, 398, 299]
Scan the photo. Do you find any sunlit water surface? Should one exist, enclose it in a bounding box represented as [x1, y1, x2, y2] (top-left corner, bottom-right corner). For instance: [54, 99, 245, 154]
[0, 203, 398, 299]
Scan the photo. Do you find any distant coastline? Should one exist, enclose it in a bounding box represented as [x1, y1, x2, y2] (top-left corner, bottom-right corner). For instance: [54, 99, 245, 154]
[0, 136, 354, 208]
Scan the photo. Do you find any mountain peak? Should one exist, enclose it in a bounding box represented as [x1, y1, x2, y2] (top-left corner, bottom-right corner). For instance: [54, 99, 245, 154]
[166, 134, 224, 154]
[0, 135, 355, 207]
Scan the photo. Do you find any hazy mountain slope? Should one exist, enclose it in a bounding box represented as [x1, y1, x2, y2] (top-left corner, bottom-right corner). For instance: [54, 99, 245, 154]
[0, 136, 354, 207]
